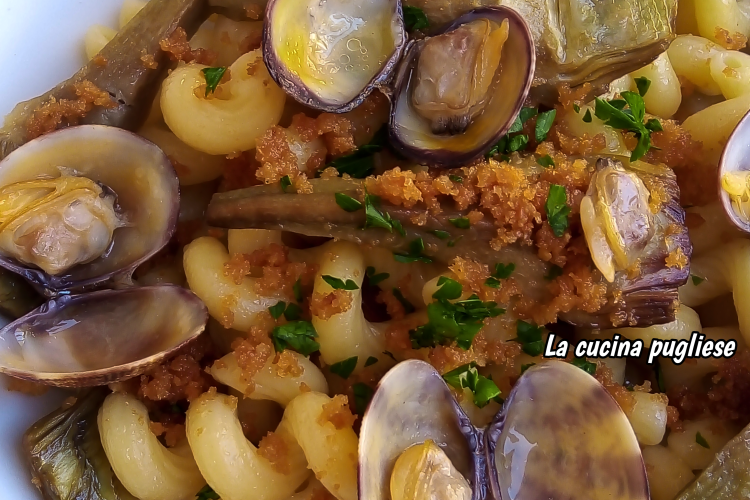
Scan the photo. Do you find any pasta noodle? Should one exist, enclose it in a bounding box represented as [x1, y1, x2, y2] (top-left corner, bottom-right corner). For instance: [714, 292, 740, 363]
[693, 0, 750, 45]
[641, 445, 695, 500]
[629, 52, 682, 118]
[612, 305, 702, 347]
[186, 390, 311, 500]
[98, 392, 206, 500]
[83, 25, 116, 60]
[161, 50, 286, 155]
[119, 0, 147, 29]
[666, 417, 741, 469]
[627, 392, 668, 446]
[686, 202, 742, 256]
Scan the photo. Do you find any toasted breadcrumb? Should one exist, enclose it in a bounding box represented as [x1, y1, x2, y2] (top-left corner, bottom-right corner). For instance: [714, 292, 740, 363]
[92, 54, 107, 66]
[318, 395, 357, 429]
[258, 431, 291, 474]
[160, 27, 216, 64]
[149, 421, 186, 448]
[140, 52, 158, 69]
[665, 247, 689, 269]
[376, 288, 407, 320]
[714, 27, 748, 50]
[139, 335, 214, 403]
[310, 290, 353, 320]
[274, 350, 304, 377]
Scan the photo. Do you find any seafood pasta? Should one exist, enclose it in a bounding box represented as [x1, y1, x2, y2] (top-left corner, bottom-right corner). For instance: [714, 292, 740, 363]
[0, 0, 749, 499]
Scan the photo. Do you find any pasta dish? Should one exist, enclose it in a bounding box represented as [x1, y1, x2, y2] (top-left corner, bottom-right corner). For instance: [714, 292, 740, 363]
[0, 0, 749, 499]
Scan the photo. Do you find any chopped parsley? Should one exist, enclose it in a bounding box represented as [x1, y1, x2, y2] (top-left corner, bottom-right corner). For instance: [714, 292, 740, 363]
[196, 485, 220, 500]
[271, 321, 320, 356]
[392, 288, 415, 314]
[269, 301, 302, 321]
[449, 174, 463, 183]
[691, 274, 705, 286]
[573, 104, 580, 113]
[696, 432, 710, 449]
[293, 278, 303, 302]
[594, 78, 662, 161]
[326, 127, 387, 178]
[520, 363, 535, 374]
[280, 175, 292, 192]
[382, 350, 396, 361]
[544, 264, 564, 281]
[322, 275, 359, 290]
[403, 5, 429, 31]
[335, 192, 362, 212]
[582, 109, 593, 123]
[365, 356, 379, 367]
[352, 382, 374, 414]
[487, 106, 556, 158]
[447, 235, 463, 248]
[571, 357, 596, 375]
[365, 266, 389, 286]
[362, 192, 404, 235]
[442, 362, 501, 408]
[484, 262, 515, 288]
[394, 237, 432, 264]
[330, 356, 358, 379]
[410, 280, 504, 350]
[535, 109, 556, 142]
[268, 301, 287, 320]
[545, 184, 570, 237]
[201, 67, 227, 96]
[448, 217, 471, 229]
[515, 320, 545, 357]
[431, 229, 451, 240]
[537, 155, 555, 168]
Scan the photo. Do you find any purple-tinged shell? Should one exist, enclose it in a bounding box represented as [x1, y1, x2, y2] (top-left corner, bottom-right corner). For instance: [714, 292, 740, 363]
[0, 285, 207, 388]
[389, 6, 535, 168]
[0, 125, 179, 293]
[718, 109, 750, 234]
[263, 0, 406, 113]
[359, 360, 648, 500]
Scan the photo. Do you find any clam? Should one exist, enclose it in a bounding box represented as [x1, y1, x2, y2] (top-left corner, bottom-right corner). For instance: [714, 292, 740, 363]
[0, 285, 207, 388]
[359, 360, 649, 500]
[263, 0, 406, 112]
[0, 125, 179, 292]
[389, 7, 534, 168]
[718, 109, 750, 234]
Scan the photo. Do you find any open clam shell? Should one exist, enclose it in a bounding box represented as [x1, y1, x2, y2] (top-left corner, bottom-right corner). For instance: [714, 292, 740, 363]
[263, 0, 406, 112]
[359, 360, 648, 500]
[0, 285, 207, 388]
[0, 125, 179, 293]
[389, 7, 535, 168]
[718, 109, 750, 234]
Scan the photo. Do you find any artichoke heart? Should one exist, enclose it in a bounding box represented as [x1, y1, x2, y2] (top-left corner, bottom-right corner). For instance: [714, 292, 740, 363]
[412, 18, 509, 135]
[581, 159, 654, 282]
[391, 440, 473, 500]
[0, 175, 123, 275]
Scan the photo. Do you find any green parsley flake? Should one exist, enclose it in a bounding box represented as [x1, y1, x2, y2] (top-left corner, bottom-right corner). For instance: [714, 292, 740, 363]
[516, 320, 545, 357]
[573, 104, 580, 113]
[535, 109, 556, 142]
[571, 357, 596, 375]
[268, 301, 287, 320]
[364, 193, 393, 231]
[293, 278, 303, 302]
[582, 109, 593, 123]
[484, 262, 515, 288]
[201, 67, 227, 96]
[433, 276, 462, 300]
[449, 174, 463, 183]
[537, 155, 555, 168]
[634, 76, 651, 97]
[691, 274, 706, 286]
[394, 237, 432, 263]
[284, 302, 302, 321]
[335, 192, 362, 212]
[696, 432, 710, 449]
[545, 184, 570, 237]
[449, 217, 471, 229]
[364, 356, 378, 367]
[326, 127, 386, 178]
[330, 356, 358, 379]
[366, 266, 389, 286]
[272, 321, 320, 356]
[352, 382, 374, 414]
[403, 5, 429, 31]
[431, 229, 451, 240]
[322, 275, 359, 290]
[544, 264, 564, 281]
[507, 134, 529, 152]
[280, 175, 292, 192]
[410, 280, 504, 350]
[442, 362, 501, 408]
[447, 235, 463, 248]
[392, 288, 415, 314]
[196, 485, 220, 500]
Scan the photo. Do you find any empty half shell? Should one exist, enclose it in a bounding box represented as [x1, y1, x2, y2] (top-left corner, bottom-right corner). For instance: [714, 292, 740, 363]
[389, 7, 535, 168]
[263, 0, 406, 112]
[0, 285, 207, 388]
[0, 125, 179, 292]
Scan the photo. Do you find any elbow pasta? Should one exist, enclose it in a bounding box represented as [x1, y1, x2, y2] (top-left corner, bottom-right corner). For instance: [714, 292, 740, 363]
[83, 25, 116, 60]
[629, 52, 682, 118]
[627, 392, 668, 446]
[183, 236, 285, 331]
[667, 417, 741, 470]
[98, 392, 206, 500]
[641, 445, 695, 500]
[679, 238, 750, 342]
[612, 305, 702, 347]
[686, 202, 742, 256]
[191, 15, 264, 67]
[693, 0, 750, 45]
[161, 50, 286, 155]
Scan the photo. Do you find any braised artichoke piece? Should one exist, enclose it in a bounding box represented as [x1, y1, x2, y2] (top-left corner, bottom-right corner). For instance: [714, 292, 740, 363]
[0, 125, 179, 292]
[0, 0, 208, 160]
[486, 362, 648, 500]
[412, 18, 509, 135]
[359, 360, 648, 500]
[389, 7, 534, 168]
[263, 0, 406, 112]
[0, 285, 207, 388]
[719, 109, 750, 234]
[581, 158, 655, 282]
[24, 390, 137, 500]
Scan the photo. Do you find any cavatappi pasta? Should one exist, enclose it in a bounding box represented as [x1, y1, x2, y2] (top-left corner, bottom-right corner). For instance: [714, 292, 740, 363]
[7, 1, 750, 500]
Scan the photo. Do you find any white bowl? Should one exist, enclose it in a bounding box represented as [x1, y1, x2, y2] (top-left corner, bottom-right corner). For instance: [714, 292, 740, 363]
[0, 1, 122, 497]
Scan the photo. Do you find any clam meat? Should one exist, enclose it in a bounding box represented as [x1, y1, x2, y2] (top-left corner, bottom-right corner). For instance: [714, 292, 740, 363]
[0, 125, 179, 292]
[263, 0, 406, 112]
[389, 7, 535, 167]
[359, 360, 649, 500]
